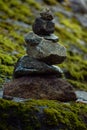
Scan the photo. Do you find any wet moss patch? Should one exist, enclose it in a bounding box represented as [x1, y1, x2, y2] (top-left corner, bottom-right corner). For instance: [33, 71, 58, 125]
[0, 99, 87, 130]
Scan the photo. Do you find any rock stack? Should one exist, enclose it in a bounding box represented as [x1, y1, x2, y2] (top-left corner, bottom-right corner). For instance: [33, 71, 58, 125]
[3, 10, 77, 101]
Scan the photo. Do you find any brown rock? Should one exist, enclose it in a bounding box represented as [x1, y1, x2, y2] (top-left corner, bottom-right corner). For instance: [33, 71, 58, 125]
[3, 76, 77, 102]
[13, 55, 63, 78]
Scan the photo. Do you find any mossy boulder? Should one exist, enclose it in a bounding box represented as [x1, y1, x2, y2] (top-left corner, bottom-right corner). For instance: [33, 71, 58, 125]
[0, 99, 87, 130]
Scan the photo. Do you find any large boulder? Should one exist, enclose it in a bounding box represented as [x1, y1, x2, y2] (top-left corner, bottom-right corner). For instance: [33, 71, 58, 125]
[25, 32, 66, 65]
[3, 76, 77, 102]
[13, 55, 63, 78]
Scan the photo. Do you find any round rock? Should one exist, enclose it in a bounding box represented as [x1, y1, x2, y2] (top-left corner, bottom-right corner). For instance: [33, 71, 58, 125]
[40, 9, 54, 20]
[32, 17, 55, 35]
[25, 32, 66, 65]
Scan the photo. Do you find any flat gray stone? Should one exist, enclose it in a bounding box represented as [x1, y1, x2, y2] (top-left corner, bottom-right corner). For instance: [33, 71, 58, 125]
[25, 32, 66, 65]
[13, 55, 63, 78]
[42, 34, 59, 42]
[75, 91, 87, 101]
[76, 91, 87, 104]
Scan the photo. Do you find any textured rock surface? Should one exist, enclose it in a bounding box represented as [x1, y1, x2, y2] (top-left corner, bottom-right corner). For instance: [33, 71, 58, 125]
[26, 32, 66, 64]
[40, 9, 54, 20]
[32, 17, 55, 35]
[3, 76, 77, 101]
[14, 55, 63, 78]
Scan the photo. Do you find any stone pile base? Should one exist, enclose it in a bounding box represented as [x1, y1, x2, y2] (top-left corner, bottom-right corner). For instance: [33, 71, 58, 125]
[3, 75, 77, 102]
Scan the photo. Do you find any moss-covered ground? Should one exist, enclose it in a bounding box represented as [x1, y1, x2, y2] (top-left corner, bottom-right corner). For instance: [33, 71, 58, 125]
[0, 99, 87, 130]
[0, 0, 87, 129]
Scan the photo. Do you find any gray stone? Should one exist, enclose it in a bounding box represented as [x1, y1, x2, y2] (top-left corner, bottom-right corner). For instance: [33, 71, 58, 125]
[76, 91, 87, 104]
[42, 34, 59, 42]
[3, 76, 77, 102]
[26, 32, 66, 65]
[40, 9, 54, 20]
[75, 91, 87, 101]
[25, 32, 42, 46]
[25, 33, 59, 43]
[0, 88, 3, 98]
[32, 17, 55, 35]
[13, 55, 63, 78]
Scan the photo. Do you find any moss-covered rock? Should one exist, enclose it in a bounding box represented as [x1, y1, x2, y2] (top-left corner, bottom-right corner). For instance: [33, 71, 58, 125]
[0, 99, 87, 130]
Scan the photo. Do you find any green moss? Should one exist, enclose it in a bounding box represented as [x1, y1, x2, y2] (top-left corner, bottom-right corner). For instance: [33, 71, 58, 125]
[0, 99, 87, 130]
[68, 79, 87, 91]
[0, 54, 14, 65]
[0, 65, 13, 76]
[44, 108, 63, 126]
[55, 12, 87, 90]
[43, 101, 87, 129]
[0, 33, 25, 86]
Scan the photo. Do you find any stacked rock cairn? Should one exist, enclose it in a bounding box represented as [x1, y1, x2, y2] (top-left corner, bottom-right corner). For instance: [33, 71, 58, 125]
[3, 9, 77, 101]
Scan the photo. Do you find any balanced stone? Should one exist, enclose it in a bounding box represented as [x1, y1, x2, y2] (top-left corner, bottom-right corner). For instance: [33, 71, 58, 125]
[3, 76, 77, 102]
[25, 32, 66, 65]
[13, 55, 63, 78]
[40, 9, 53, 20]
[43, 34, 59, 42]
[25, 32, 59, 43]
[32, 17, 55, 35]
[32, 9, 55, 35]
